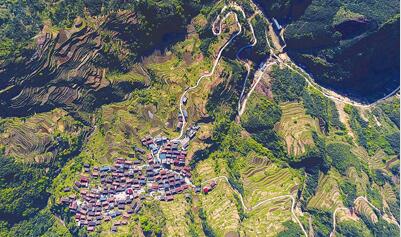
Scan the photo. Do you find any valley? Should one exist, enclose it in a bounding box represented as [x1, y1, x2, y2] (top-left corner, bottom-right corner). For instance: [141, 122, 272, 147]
[0, 0, 399, 236]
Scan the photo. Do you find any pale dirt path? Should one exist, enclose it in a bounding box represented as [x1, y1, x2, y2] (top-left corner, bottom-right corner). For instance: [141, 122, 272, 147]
[236, 9, 258, 116]
[330, 196, 400, 236]
[249, 0, 399, 108]
[173, 5, 244, 142]
[158, 2, 399, 236]
[201, 176, 308, 237]
[238, 60, 276, 117]
[335, 101, 356, 142]
[329, 207, 349, 237]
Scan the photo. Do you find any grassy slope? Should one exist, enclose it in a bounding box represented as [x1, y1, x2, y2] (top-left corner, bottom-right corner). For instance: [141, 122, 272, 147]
[0, 1, 399, 236]
[276, 102, 319, 157]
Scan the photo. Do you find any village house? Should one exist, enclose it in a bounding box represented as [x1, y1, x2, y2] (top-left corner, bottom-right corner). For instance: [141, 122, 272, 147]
[62, 134, 197, 231]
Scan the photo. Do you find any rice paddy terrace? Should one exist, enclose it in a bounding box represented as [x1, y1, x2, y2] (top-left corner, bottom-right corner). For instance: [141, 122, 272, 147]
[241, 157, 301, 206]
[307, 171, 343, 212]
[0, 0, 399, 236]
[0, 108, 86, 163]
[276, 102, 320, 157]
[241, 199, 293, 236]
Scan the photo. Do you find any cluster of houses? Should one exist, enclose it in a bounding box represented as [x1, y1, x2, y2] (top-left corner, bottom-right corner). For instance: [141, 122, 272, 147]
[61, 132, 217, 233]
[60, 154, 194, 232]
[202, 180, 217, 194]
[158, 141, 190, 169]
[176, 110, 188, 131]
[141, 135, 168, 155]
[181, 125, 200, 150]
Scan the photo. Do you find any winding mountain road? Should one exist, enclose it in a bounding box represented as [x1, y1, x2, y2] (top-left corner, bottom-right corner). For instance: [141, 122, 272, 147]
[167, 5, 308, 235]
[248, 0, 399, 108]
[201, 176, 308, 237]
[173, 6, 243, 142]
[234, 6, 257, 116]
[329, 207, 350, 237]
[160, 2, 398, 236]
[238, 60, 276, 117]
[330, 196, 400, 236]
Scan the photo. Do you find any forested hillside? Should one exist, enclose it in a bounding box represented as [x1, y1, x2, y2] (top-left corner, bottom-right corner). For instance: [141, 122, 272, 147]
[0, 0, 399, 236]
[254, 0, 400, 100]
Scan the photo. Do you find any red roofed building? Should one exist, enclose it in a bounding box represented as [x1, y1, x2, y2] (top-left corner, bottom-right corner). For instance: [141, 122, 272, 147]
[80, 176, 89, 183]
[203, 186, 210, 194]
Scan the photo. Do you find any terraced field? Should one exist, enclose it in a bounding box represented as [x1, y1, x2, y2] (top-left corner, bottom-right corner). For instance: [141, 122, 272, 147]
[201, 180, 241, 236]
[346, 167, 369, 196]
[137, 16, 242, 135]
[241, 198, 293, 236]
[371, 149, 393, 174]
[61, 26, 238, 166]
[351, 146, 369, 161]
[355, 198, 378, 223]
[106, 65, 150, 85]
[160, 194, 191, 236]
[308, 172, 343, 211]
[193, 155, 305, 236]
[352, 146, 392, 175]
[0, 20, 110, 116]
[0, 108, 83, 163]
[48, 10, 251, 234]
[382, 182, 397, 204]
[194, 159, 241, 236]
[276, 102, 320, 157]
[91, 219, 143, 237]
[84, 104, 146, 164]
[241, 157, 301, 206]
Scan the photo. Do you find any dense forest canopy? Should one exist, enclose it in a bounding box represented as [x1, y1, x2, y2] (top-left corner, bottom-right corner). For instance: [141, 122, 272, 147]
[0, 0, 399, 236]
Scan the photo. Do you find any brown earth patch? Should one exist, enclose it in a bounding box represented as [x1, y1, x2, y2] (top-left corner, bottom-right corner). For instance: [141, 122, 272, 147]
[183, 51, 193, 65]
[142, 50, 173, 65]
[225, 231, 240, 237]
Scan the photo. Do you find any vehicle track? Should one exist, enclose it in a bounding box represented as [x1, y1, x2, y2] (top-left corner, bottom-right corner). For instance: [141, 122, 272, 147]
[238, 60, 275, 117]
[161, 3, 398, 236]
[173, 6, 243, 142]
[201, 176, 308, 237]
[167, 5, 308, 234]
[330, 196, 400, 236]
[249, 0, 399, 108]
[234, 6, 257, 116]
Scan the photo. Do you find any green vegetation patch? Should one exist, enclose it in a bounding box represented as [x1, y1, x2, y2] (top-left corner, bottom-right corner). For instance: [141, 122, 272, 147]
[271, 65, 307, 103]
[241, 94, 284, 155]
[0, 156, 51, 224]
[303, 87, 344, 132]
[347, 106, 397, 155]
[336, 220, 373, 237]
[277, 220, 304, 237]
[326, 142, 360, 175]
[242, 95, 281, 132]
[378, 97, 400, 127]
[333, 6, 365, 25]
[0, 209, 57, 237]
[138, 202, 166, 236]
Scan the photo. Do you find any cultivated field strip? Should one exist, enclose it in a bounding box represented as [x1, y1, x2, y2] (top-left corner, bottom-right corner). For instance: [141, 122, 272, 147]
[277, 102, 318, 157]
